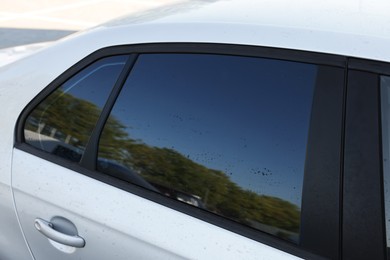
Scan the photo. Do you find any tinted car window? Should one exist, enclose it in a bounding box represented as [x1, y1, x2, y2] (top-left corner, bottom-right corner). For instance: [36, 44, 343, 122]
[24, 55, 128, 162]
[98, 53, 317, 242]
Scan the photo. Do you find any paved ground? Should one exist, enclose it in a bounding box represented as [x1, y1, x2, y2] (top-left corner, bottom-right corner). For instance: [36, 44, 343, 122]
[0, 0, 184, 48]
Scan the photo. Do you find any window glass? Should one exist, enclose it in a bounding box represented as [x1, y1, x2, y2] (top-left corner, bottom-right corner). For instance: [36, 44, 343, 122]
[381, 75, 390, 247]
[98, 53, 317, 242]
[24, 55, 128, 162]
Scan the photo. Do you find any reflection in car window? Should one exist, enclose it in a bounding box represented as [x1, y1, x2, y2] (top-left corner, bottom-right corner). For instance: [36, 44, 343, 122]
[381, 75, 390, 248]
[24, 55, 128, 162]
[98, 53, 317, 242]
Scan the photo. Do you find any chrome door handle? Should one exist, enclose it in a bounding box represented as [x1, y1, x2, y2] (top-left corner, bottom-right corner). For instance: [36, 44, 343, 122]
[34, 217, 85, 248]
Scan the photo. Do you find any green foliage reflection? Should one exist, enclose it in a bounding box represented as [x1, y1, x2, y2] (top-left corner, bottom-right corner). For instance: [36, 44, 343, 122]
[25, 90, 301, 241]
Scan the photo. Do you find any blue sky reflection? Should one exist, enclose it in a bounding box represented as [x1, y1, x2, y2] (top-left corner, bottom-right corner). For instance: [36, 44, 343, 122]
[107, 53, 317, 206]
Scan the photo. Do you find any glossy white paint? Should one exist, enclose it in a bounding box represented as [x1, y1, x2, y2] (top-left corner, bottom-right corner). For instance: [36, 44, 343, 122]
[1, 0, 389, 259]
[0, 42, 52, 67]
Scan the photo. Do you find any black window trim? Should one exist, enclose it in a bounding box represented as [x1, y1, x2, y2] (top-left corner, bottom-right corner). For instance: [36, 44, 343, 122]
[15, 43, 347, 260]
[79, 54, 139, 170]
[300, 65, 345, 260]
[343, 59, 389, 260]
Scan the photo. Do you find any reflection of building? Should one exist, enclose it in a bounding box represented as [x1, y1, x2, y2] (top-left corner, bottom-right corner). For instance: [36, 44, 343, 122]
[27, 117, 79, 145]
[247, 220, 299, 243]
[177, 193, 203, 207]
[24, 129, 83, 161]
[150, 182, 205, 209]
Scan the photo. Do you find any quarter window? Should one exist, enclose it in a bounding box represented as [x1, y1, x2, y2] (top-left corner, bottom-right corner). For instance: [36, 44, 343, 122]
[97, 53, 318, 242]
[24, 55, 128, 162]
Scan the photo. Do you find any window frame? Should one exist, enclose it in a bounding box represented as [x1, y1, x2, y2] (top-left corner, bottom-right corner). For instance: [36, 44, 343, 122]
[15, 43, 347, 259]
[344, 58, 390, 260]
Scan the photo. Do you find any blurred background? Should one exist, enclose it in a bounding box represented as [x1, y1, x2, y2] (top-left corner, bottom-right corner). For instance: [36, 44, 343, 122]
[0, 0, 185, 48]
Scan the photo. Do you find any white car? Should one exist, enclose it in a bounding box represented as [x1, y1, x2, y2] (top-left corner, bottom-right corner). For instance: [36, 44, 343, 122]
[1, 0, 390, 259]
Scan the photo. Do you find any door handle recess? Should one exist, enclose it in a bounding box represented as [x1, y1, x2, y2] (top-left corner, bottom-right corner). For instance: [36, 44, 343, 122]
[35, 218, 85, 248]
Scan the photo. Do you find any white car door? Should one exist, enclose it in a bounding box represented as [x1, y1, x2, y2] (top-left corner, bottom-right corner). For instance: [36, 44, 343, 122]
[13, 147, 302, 260]
[10, 46, 339, 260]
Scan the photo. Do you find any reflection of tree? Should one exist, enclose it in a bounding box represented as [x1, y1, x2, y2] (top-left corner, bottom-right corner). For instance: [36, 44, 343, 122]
[26, 91, 300, 237]
[25, 90, 102, 149]
[123, 145, 300, 233]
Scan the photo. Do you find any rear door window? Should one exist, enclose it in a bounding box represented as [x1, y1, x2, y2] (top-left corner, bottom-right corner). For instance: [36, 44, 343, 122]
[97, 53, 317, 242]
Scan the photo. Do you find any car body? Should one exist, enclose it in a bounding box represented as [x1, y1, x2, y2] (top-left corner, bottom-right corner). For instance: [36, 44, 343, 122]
[1, 0, 390, 259]
[0, 42, 52, 67]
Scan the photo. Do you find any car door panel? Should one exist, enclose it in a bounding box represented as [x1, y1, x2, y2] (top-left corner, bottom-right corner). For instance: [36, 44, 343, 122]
[12, 148, 300, 260]
[11, 44, 347, 260]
